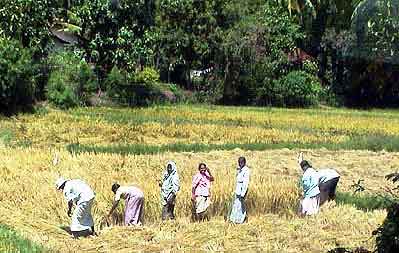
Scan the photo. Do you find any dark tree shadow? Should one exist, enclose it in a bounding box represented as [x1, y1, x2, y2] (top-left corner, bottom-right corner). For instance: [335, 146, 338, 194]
[373, 203, 399, 253]
[327, 247, 371, 253]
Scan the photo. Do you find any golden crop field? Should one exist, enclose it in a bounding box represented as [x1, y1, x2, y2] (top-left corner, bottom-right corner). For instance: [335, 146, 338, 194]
[1, 105, 399, 252]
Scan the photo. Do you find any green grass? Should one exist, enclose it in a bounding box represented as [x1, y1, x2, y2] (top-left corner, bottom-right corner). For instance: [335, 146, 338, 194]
[66, 134, 399, 155]
[68, 106, 399, 143]
[336, 192, 396, 211]
[0, 128, 15, 146]
[0, 224, 45, 253]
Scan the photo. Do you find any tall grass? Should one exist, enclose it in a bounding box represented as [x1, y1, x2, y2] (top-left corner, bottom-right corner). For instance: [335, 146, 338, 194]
[3, 105, 399, 151]
[66, 134, 399, 155]
[0, 147, 392, 252]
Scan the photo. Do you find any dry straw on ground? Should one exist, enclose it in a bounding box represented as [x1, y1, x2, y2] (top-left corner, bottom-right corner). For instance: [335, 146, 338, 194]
[0, 147, 396, 252]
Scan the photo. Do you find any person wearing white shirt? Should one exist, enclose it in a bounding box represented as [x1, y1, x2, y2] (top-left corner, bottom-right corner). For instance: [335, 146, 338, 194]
[229, 157, 250, 224]
[318, 168, 340, 205]
[55, 177, 95, 238]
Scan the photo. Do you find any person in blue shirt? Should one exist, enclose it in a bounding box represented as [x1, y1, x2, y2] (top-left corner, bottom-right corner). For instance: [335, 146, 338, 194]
[297, 153, 320, 216]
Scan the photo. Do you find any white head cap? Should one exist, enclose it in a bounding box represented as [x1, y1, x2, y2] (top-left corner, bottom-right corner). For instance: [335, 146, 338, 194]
[55, 177, 67, 190]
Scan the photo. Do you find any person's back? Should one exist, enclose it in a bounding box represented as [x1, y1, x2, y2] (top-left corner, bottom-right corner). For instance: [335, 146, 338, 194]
[64, 179, 95, 204]
[318, 169, 340, 184]
[302, 167, 320, 198]
[116, 186, 144, 200]
[317, 168, 340, 205]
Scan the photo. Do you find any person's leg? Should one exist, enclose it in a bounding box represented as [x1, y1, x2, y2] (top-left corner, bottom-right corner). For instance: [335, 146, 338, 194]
[319, 182, 329, 206]
[138, 197, 145, 225]
[328, 177, 340, 201]
[169, 203, 175, 220]
[162, 204, 168, 220]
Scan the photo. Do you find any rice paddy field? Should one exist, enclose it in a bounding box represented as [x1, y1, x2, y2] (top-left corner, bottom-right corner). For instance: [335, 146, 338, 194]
[1, 105, 399, 252]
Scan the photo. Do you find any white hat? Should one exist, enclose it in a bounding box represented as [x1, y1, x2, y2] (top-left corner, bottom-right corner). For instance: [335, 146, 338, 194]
[55, 177, 67, 190]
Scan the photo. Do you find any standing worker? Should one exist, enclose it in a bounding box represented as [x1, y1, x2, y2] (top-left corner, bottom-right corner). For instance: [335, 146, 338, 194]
[106, 183, 145, 226]
[160, 161, 180, 220]
[192, 163, 215, 221]
[55, 177, 96, 238]
[229, 157, 250, 224]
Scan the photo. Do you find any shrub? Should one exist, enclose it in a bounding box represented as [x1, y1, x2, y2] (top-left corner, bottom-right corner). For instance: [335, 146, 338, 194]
[271, 71, 323, 107]
[105, 67, 135, 105]
[302, 60, 319, 76]
[0, 37, 36, 115]
[46, 51, 97, 109]
[372, 173, 399, 253]
[105, 67, 179, 106]
[374, 203, 399, 253]
[135, 67, 160, 85]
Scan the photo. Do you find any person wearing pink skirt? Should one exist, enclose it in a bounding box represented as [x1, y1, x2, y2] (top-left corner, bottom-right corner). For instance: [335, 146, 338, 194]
[107, 183, 144, 226]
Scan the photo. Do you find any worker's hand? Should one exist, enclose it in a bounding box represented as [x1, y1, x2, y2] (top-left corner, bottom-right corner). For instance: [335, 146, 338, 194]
[236, 194, 244, 201]
[67, 210, 72, 217]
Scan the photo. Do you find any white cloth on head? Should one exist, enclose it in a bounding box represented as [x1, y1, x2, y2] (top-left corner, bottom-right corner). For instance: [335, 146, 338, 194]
[63, 179, 95, 205]
[235, 166, 250, 198]
[318, 169, 340, 184]
[55, 177, 67, 190]
[70, 198, 94, 232]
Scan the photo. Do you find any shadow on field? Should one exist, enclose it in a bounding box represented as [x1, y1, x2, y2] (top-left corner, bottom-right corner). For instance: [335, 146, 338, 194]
[60, 226, 72, 235]
[327, 246, 371, 253]
[60, 226, 93, 238]
[335, 192, 395, 211]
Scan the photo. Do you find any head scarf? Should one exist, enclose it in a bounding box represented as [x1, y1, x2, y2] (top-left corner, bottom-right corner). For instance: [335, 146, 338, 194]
[55, 177, 67, 190]
[160, 161, 180, 205]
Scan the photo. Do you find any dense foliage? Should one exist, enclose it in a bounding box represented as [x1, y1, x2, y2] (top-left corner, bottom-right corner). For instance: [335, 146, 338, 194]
[46, 51, 97, 109]
[105, 67, 183, 106]
[0, 0, 56, 57]
[217, 3, 305, 105]
[0, 0, 398, 112]
[373, 173, 399, 253]
[0, 37, 35, 115]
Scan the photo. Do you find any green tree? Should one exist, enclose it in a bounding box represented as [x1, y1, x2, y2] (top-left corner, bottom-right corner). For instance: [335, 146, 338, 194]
[63, 0, 156, 82]
[280, 0, 358, 56]
[157, 0, 219, 88]
[0, 37, 35, 115]
[218, 3, 304, 105]
[0, 0, 57, 58]
[339, 0, 399, 107]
